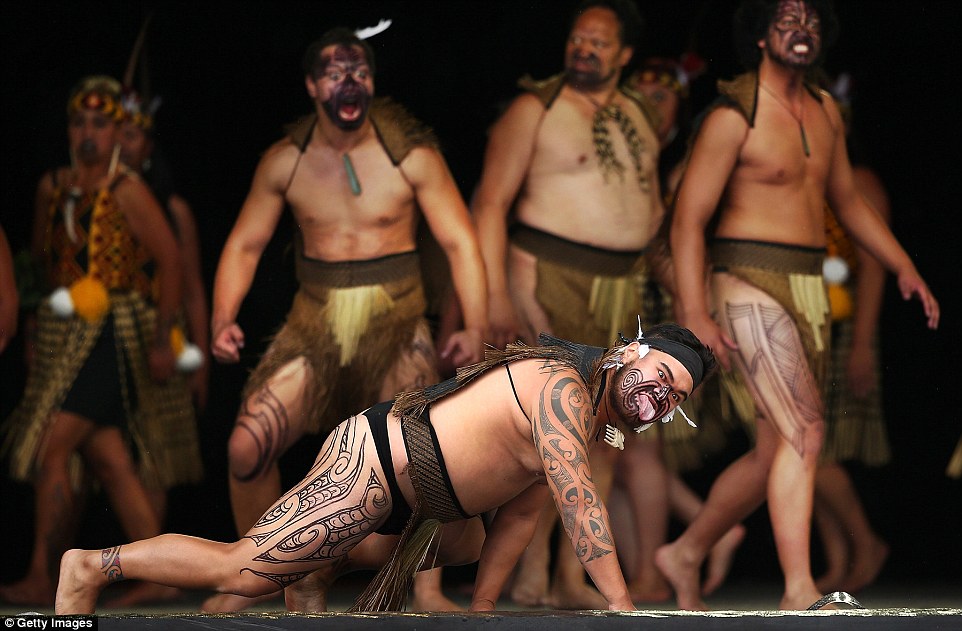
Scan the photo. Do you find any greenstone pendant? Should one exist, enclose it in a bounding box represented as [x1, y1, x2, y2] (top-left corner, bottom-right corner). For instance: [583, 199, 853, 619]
[343, 154, 362, 195]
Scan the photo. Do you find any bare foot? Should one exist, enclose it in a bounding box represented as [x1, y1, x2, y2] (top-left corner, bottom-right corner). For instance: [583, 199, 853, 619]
[410, 588, 463, 612]
[102, 582, 183, 610]
[842, 538, 889, 594]
[654, 542, 707, 611]
[200, 590, 282, 613]
[509, 558, 549, 607]
[781, 586, 833, 611]
[545, 581, 607, 610]
[285, 573, 328, 613]
[815, 566, 847, 594]
[0, 576, 56, 607]
[408, 567, 463, 612]
[627, 576, 671, 603]
[702, 523, 746, 596]
[55, 549, 104, 614]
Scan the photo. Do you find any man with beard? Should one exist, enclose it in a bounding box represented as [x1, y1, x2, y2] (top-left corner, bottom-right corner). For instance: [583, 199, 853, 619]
[204, 28, 487, 612]
[55, 323, 717, 615]
[472, 0, 670, 608]
[657, 0, 939, 610]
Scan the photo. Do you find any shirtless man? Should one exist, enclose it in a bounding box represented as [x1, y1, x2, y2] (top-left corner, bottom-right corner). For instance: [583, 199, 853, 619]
[205, 28, 487, 611]
[472, 0, 668, 608]
[659, 0, 939, 610]
[55, 323, 717, 614]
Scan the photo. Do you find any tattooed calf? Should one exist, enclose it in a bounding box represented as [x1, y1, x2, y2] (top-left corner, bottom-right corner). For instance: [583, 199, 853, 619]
[100, 546, 124, 583]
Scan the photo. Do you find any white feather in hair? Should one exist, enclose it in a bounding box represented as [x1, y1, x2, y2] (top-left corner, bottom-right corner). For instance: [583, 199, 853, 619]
[355, 19, 392, 40]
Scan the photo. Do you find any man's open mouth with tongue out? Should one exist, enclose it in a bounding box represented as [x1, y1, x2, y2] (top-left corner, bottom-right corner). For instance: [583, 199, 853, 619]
[599, 331, 703, 443]
[634, 391, 660, 423]
[609, 366, 674, 429]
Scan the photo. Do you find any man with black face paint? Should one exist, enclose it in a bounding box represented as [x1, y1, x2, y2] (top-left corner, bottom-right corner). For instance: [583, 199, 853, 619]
[205, 28, 487, 612]
[55, 323, 717, 615]
[472, 0, 673, 609]
[660, 0, 939, 610]
[317, 47, 370, 133]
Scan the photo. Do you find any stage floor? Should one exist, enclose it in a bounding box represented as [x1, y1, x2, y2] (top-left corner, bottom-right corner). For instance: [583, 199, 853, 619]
[3, 577, 960, 630]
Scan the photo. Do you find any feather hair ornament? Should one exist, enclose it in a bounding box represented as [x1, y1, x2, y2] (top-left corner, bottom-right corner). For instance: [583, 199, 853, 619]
[355, 19, 392, 40]
[121, 11, 164, 129]
[123, 12, 153, 90]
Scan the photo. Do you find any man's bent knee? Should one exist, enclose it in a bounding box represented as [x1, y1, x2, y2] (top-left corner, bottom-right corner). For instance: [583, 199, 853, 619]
[216, 543, 288, 597]
[227, 425, 274, 482]
[228, 359, 313, 482]
[798, 417, 826, 460]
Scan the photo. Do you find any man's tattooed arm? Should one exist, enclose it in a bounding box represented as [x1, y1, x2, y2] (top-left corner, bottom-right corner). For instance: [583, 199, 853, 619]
[531, 369, 633, 608]
[533, 371, 614, 562]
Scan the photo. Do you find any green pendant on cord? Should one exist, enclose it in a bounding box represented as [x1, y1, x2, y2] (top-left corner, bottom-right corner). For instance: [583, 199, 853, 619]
[343, 154, 362, 196]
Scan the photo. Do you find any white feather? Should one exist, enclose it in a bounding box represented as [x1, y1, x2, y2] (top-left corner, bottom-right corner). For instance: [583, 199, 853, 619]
[677, 405, 697, 428]
[355, 19, 392, 40]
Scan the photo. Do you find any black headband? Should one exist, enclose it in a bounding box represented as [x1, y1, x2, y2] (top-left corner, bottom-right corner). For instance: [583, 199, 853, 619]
[644, 338, 705, 390]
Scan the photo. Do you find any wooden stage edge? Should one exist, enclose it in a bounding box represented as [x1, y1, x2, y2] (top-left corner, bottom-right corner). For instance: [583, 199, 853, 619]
[31, 608, 962, 630]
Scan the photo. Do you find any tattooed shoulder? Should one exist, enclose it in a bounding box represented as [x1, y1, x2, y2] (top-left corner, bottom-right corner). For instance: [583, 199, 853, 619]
[536, 368, 593, 449]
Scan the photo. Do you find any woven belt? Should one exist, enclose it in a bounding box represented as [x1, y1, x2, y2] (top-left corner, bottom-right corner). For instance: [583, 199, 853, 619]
[400, 417, 467, 523]
[711, 238, 824, 275]
[510, 223, 644, 276]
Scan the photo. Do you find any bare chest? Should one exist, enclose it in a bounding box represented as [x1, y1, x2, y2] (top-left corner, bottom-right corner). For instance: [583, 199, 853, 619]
[739, 100, 835, 187]
[286, 141, 415, 232]
[533, 97, 659, 181]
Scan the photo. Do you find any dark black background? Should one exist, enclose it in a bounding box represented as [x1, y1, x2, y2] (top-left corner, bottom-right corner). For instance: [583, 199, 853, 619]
[1, 1, 959, 593]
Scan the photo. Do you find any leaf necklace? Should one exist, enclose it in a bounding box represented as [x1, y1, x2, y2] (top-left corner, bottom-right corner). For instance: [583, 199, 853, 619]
[580, 88, 651, 191]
